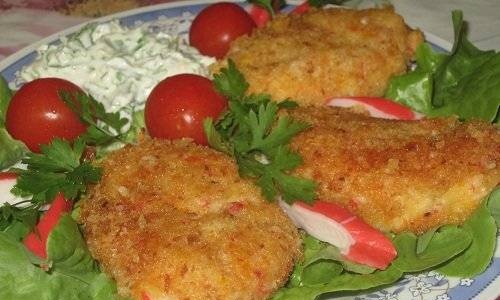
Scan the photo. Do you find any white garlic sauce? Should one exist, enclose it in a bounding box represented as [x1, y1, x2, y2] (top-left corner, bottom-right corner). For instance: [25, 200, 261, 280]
[18, 20, 215, 113]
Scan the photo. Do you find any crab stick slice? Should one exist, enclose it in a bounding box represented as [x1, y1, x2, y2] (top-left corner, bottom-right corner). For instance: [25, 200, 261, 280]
[245, 4, 271, 27]
[0, 172, 24, 205]
[326, 97, 424, 120]
[245, 1, 314, 28]
[23, 193, 73, 259]
[290, 1, 311, 15]
[280, 199, 397, 269]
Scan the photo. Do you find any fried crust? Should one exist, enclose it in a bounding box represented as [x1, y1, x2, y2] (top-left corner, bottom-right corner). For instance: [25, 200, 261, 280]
[79, 139, 301, 300]
[214, 7, 423, 106]
[289, 106, 500, 234]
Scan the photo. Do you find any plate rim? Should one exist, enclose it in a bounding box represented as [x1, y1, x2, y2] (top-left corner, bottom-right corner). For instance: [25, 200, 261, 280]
[0, 0, 454, 72]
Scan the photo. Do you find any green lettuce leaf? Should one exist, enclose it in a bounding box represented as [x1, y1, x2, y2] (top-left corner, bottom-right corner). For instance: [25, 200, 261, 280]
[272, 264, 402, 300]
[275, 192, 500, 300]
[275, 234, 399, 300]
[416, 226, 438, 254]
[0, 214, 118, 300]
[486, 187, 500, 229]
[0, 76, 12, 124]
[437, 203, 497, 277]
[385, 10, 500, 122]
[392, 226, 472, 272]
[0, 128, 27, 169]
[289, 235, 374, 288]
[0, 76, 26, 169]
[122, 109, 145, 144]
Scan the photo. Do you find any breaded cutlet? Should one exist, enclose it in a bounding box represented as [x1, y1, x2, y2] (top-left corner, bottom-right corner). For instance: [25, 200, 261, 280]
[214, 7, 423, 106]
[79, 138, 301, 300]
[289, 106, 500, 234]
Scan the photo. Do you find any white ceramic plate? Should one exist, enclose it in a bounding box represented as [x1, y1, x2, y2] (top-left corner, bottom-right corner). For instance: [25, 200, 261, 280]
[0, 1, 498, 299]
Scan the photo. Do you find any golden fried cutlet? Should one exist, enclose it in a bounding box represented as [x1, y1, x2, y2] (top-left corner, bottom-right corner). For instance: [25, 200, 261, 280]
[289, 106, 500, 234]
[79, 139, 301, 300]
[214, 7, 423, 106]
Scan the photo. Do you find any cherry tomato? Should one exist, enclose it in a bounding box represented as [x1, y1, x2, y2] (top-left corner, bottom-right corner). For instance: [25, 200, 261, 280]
[6, 78, 87, 153]
[145, 74, 227, 145]
[189, 2, 256, 58]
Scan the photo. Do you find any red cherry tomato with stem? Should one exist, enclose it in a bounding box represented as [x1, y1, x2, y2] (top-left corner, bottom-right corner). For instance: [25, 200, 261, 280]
[6, 78, 87, 153]
[145, 74, 227, 145]
[189, 2, 256, 58]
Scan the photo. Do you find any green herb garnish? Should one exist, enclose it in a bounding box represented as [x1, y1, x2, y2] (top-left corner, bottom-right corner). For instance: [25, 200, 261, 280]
[11, 138, 101, 205]
[204, 60, 316, 203]
[59, 91, 128, 146]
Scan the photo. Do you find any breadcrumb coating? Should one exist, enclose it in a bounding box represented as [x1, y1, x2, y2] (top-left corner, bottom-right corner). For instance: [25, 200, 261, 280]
[289, 106, 500, 234]
[214, 7, 423, 106]
[79, 138, 301, 300]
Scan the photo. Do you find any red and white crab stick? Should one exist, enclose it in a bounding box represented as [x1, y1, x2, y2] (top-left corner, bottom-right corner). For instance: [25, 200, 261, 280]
[280, 97, 423, 269]
[0, 172, 22, 205]
[245, 0, 314, 27]
[23, 194, 73, 259]
[245, 4, 270, 27]
[277, 97, 419, 269]
[245, 0, 311, 28]
[280, 200, 397, 269]
[1, 172, 73, 259]
[326, 97, 423, 120]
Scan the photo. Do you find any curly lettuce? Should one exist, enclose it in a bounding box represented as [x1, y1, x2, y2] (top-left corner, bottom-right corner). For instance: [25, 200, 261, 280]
[0, 215, 119, 300]
[386, 10, 500, 122]
[0, 76, 26, 169]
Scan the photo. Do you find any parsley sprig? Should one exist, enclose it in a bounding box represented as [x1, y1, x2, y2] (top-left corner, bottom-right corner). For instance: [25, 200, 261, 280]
[11, 138, 101, 205]
[0, 202, 38, 233]
[204, 60, 316, 203]
[59, 91, 128, 145]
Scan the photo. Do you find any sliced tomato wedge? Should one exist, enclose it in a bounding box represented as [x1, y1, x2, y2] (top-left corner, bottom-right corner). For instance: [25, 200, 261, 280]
[280, 199, 397, 269]
[23, 193, 73, 259]
[326, 97, 423, 120]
